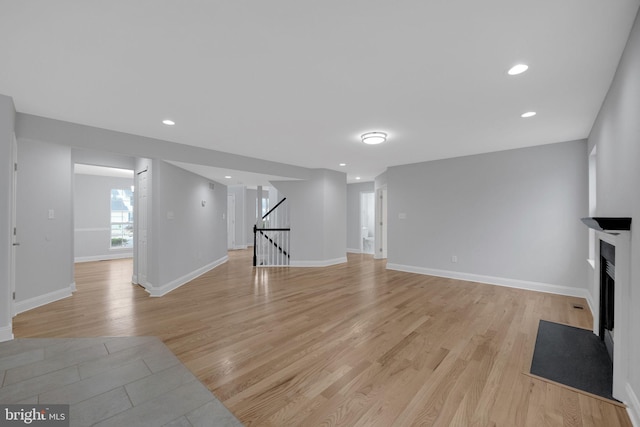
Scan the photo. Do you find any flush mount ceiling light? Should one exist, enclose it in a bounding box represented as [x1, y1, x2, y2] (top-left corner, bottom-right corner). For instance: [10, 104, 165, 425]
[521, 111, 537, 118]
[361, 131, 387, 145]
[224, 175, 232, 179]
[508, 64, 529, 75]
[162, 119, 175, 126]
[355, 176, 361, 180]
[339, 163, 346, 167]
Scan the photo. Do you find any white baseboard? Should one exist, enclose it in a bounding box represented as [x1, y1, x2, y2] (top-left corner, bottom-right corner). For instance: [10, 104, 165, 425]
[386, 263, 591, 300]
[290, 257, 347, 267]
[146, 256, 228, 297]
[75, 253, 133, 263]
[15, 284, 75, 314]
[346, 248, 362, 254]
[0, 325, 13, 342]
[231, 245, 248, 250]
[626, 383, 640, 427]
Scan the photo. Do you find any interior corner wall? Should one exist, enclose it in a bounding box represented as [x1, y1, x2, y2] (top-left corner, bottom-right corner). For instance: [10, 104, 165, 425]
[347, 182, 375, 252]
[245, 188, 257, 246]
[587, 7, 640, 419]
[386, 140, 589, 293]
[272, 169, 347, 265]
[0, 94, 16, 340]
[74, 174, 134, 261]
[147, 160, 227, 294]
[227, 185, 246, 249]
[15, 137, 74, 310]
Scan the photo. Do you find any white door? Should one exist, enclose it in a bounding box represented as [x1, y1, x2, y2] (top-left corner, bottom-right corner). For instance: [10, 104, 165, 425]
[227, 194, 235, 250]
[137, 169, 148, 285]
[10, 134, 17, 317]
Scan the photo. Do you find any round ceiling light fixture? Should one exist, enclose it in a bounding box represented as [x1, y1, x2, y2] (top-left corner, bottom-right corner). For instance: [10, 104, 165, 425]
[361, 131, 387, 145]
[521, 111, 537, 118]
[508, 64, 529, 75]
[162, 119, 176, 126]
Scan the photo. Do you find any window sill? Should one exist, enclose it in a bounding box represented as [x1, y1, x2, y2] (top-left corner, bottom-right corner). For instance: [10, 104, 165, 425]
[587, 259, 595, 270]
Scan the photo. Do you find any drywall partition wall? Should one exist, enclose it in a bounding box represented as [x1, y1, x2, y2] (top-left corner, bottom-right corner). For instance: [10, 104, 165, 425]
[74, 174, 134, 262]
[386, 140, 589, 295]
[145, 160, 228, 296]
[272, 169, 347, 266]
[0, 94, 15, 341]
[227, 185, 246, 249]
[588, 7, 640, 422]
[246, 188, 257, 246]
[346, 182, 375, 253]
[15, 138, 74, 313]
[72, 149, 135, 171]
[16, 113, 312, 181]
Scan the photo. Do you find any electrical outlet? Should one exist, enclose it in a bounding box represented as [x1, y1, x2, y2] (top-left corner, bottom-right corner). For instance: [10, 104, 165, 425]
[451, 255, 458, 263]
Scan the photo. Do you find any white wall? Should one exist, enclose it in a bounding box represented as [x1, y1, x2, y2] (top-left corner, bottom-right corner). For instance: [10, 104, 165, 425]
[145, 160, 228, 296]
[245, 188, 257, 246]
[227, 185, 246, 249]
[386, 140, 589, 296]
[346, 181, 375, 252]
[0, 94, 15, 341]
[15, 138, 74, 313]
[588, 7, 640, 422]
[272, 169, 347, 266]
[74, 174, 134, 262]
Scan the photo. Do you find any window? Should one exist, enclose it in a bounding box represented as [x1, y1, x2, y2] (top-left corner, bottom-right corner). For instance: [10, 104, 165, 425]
[111, 188, 134, 248]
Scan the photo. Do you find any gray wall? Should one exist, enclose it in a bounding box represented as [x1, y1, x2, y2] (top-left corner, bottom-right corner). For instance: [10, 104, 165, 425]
[386, 140, 588, 291]
[272, 169, 347, 265]
[16, 138, 74, 305]
[245, 188, 257, 246]
[74, 174, 134, 261]
[346, 182, 375, 252]
[148, 161, 227, 291]
[227, 185, 246, 249]
[0, 95, 15, 340]
[588, 7, 640, 412]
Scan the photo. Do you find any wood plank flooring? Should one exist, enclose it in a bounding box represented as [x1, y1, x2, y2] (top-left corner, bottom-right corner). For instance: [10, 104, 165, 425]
[13, 250, 632, 426]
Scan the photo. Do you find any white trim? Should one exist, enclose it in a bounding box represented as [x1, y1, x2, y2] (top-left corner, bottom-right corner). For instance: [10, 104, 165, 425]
[626, 382, 640, 427]
[15, 284, 74, 314]
[74, 227, 110, 232]
[75, 253, 133, 263]
[346, 248, 362, 254]
[386, 263, 590, 299]
[0, 325, 13, 342]
[231, 245, 248, 250]
[145, 256, 228, 297]
[290, 257, 348, 267]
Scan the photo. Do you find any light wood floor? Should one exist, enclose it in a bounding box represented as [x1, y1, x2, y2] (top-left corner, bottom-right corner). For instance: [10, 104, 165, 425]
[14, 250, 631, 426]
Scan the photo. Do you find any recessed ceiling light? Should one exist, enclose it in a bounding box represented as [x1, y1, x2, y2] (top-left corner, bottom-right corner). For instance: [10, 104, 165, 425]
[361, 132, 387, 145]
[162, 119, 175, 126]
[224, 175, 232, 179]
[355, 176, 361, 180]
[521, 111, 537, 118]
[508, 64, 529, 75]
[339, 163, 346, 167]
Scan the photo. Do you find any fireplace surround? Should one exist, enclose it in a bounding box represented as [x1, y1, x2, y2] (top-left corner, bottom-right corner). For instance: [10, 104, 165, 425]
[581, 217, 631, 401]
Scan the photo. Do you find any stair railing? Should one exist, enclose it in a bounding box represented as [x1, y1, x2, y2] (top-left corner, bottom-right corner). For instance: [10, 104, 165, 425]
[253, 198, 290, 266]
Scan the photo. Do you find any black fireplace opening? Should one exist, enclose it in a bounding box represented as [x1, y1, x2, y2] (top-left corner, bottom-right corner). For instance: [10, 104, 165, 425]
[600, 240, 615, 362]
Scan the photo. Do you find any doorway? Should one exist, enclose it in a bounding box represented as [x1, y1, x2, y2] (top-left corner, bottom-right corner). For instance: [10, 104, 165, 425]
[360, 191, 375, 254]
[375, 187, 388, 259]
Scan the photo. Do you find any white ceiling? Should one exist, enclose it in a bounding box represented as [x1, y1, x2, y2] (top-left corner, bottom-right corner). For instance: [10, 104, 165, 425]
[2, 1, 639, 184]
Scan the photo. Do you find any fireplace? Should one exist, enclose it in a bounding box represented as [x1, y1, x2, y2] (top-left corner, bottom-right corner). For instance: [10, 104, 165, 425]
[599, 240, 615, 361]
[581, 217, 631, 401]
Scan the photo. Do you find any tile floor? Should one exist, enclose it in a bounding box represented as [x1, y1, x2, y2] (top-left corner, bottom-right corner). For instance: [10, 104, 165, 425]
[0, 336, 243, 427]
